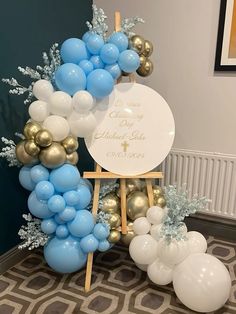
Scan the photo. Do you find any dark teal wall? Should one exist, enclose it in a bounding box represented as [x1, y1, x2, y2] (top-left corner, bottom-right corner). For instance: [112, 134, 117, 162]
[0, 0, 93, 255]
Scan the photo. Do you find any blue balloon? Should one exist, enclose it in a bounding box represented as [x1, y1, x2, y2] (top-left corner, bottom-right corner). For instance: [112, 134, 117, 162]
[63, 190, 80, 206]
[30, 164, 49, 183]
[109, 32, 129, 52]
[86, 34, 104, 55]
[19, 166, 36, 191]
[104, 63, 122, 80]
[87, 69, 114, 99]
[28, 191, 54, 219]
[56, 225, 69, 238]
[82, 31, 93, 43]
[55, 63, 86, 96]
[41, 218, 57, 234]
[67, 210, 94, 237]
[54, 214, 65, 225]
[60, 38, 89, 64]
[79, 60, 94, 75]
[118, 49, 140, 73]
[74, 184, 91, 210]
[78, 178, 93, 193]
[80, 234, 99, 253]
[100, 43, 119, 65]
[93, 223, 110, 240]
[58, 206, 76, 222]
[48, 195, 66, 213]
[98, 240, 111, 252]
[44, 236, 87, 273]
[50, 164, 80, 193]
[90, 55, 104, 69]
[35, 181, 54, 200]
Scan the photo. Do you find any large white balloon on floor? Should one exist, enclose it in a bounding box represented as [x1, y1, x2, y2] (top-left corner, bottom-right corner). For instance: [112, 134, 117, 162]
[147, 258, 173, 285]
[173, 253, 231, 312]
[187, 231, 207, 254]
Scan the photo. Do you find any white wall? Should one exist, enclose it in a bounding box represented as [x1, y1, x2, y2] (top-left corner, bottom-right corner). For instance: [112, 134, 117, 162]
[95, 0, 236, 155]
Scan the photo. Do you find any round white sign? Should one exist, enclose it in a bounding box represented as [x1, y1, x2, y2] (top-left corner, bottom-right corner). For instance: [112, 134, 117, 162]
[85, 83, 175, 176]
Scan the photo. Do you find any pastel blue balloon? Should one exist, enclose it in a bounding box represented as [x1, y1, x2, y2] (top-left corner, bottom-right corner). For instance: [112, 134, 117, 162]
[30, 164, 49, 183]
[98, 240, 111, 252]
[93, 223, 110, 240]
[19, 166, 36, 191]
[86, 33, 104, 54]
[80, 234, 99, 253]
[118, 49, 140, 73]
[82, 31, 93, 43]
[109, 32, 128, 52]
[87, 69, 114, 99]
[55, 63, 86, 96]
[54, 214, 65, 225]
[67, 210, 94, 237]
[48, 195, 66, 213]
[78, 178, 93, 193]
[74, 184, 91, 210]
[90, 55, 104, 69]
[63, 190, 80, 206]
[56, 225, 69, 238]
[104, 63, 122, 80]
[44, 236, 87, 273]
[58, 206, 76, 222]
[79, 60, 94, 75]
[50, 164, 80, 193]
[60, 38, 89, 64]
[41, 218, 57, 235]
[35, 180, 54, 200]
[28, 191, 54, 219]
[100, 43, 119, 65]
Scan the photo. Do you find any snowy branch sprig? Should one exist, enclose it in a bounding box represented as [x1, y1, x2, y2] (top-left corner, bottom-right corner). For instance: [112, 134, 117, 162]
[86, 4, 108, 40]
[96, 211, 111, 229]
[0, 137, 21, 167]
[121, 16, 145, 38]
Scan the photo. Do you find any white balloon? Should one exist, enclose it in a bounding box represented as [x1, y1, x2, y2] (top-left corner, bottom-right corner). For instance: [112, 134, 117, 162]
[49, 91, 72, 117]
[173, 253, 231, 312]
[73, 90, 94, 113]
[179, 223, 188, 235]
[187, 231, 207, 254]
[68, 111, 97, 138]
[133, 217, 151, 235]
[147, 258, 173, 285]
[33, 79, 54, 101]
[129, 235, 158, 265]
[43, 115, 70, 141]
[158, 239, 190, 265]
[146, 206, 165, 225]
[150, 224, 163, 241]
[135, 263, 148, 272]
[28, 100, 49, 122]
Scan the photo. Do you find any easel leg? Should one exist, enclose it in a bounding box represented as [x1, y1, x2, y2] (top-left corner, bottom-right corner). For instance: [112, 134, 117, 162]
[146, 178, 154, 207]
[120, 178, 127, 234]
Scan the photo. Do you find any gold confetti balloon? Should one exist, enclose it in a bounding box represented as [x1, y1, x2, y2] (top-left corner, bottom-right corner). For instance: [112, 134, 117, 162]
[62, 136, 79, 154]
[24, 140, 40, 157]
[39, 142, 66, 169]
[137, 59, 153, 77]
[101, 193, 120, 214]
[127, 191, 149, 220]
[108, 230, 121, 243]
[129, 35, 145, 54]
[66, 151, 79, 165]
[15, 140, 38, 165]
[35, 129, 53, 147]
[108, 213, 121, 229]
[154, 196, 166, 208]
[143, 40, 153, 57]
[121, 221, 135, 246]
[23, 122, 41, 139]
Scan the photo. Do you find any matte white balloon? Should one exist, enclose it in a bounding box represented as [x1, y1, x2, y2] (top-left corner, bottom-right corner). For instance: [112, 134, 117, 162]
[147, 206, 165, 225]
[150, 224, 163, 241]
[187, 231, 207, 254]
[158, 239, 190, 265]
[28, 100, 49, 122]
[32, 79, 54, 101]
[68, 111, 97, 138]
[49, 91, 72, 117]
[129, 234, 158, 265]
[147, 258, 173, 285]
[135, 263, 148, 272]
[73, 90, 94, 113]
[173, 253, 231, 312]
[43, 115, 70, 141]
[133, 217, 151, 235]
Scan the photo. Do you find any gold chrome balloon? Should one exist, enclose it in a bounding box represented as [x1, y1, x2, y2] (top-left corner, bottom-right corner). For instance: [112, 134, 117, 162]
[116, 178, 142, 197]
[108, 213, 121, 229]
[66, 152, 79, 165]
[137, 59, 153, 77]
[23, 122, 41, 139]
[121, 221, 135, 246]
[108, 230, 121, 243]
[129, 35, 145, 54]
[35, 129, 53, 147]
[101, 193, 120, 214]
[139, 55, 147, 66]
[153, 185, 164, 198]
[143, 40, 153, 57]
[127, 191, 149, 220]
[154, 196, 166, 208]
[62, 136, 79, 154]
[15, 141, 38, 165]
[24, 140, 40, 157]
[39, 143, 66, 169]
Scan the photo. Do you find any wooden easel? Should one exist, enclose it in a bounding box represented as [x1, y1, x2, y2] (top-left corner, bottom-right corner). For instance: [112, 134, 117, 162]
[83, 11, 164, 292]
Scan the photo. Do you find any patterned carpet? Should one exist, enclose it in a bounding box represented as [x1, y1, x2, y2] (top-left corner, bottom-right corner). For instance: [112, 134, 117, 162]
[0, 236, 235, 314]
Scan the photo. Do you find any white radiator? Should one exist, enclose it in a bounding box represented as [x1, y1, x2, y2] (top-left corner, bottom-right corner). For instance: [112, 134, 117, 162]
[160, 148, 236, 220]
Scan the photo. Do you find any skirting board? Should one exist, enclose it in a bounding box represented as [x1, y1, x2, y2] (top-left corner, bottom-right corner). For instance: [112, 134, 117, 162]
[0, 244, 29, 275]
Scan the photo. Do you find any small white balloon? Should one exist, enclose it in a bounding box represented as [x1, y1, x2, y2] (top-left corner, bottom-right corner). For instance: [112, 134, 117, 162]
[129, 234, 158, 265]
[28, 100, 49, 122]
[49, 91, 72, 117]
[43, 115, 70, 141]
[133, 217, 151, 235]
[68, 111, 97, 138]
[147, 258, 173, 285]
[150, 224, 163, 241]
[33, 79, 54, 101]
[146, 206, 165, 225]
[135, 263, 148, 272]
[187, 231, 207, 254]
[72, 90, 94, 113]
[158, 239, 190, 265]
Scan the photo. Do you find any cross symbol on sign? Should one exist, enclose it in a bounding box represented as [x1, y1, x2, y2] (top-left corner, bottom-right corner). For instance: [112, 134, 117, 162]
[121, 141, 129, 152]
